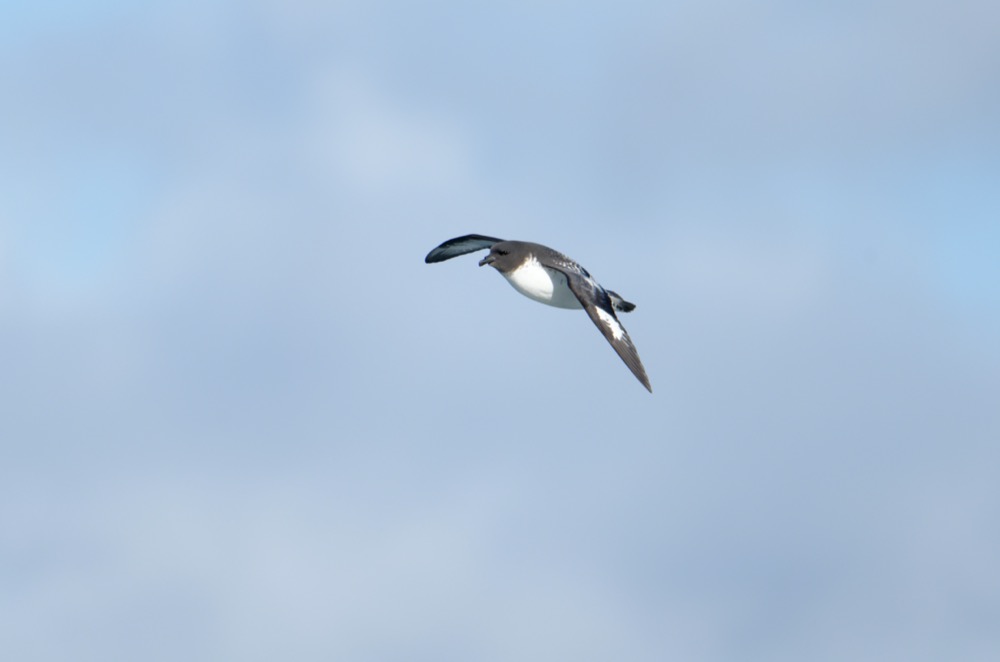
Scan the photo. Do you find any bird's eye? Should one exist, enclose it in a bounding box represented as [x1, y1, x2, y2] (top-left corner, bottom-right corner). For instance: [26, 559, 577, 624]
[497, 249, 507, 255]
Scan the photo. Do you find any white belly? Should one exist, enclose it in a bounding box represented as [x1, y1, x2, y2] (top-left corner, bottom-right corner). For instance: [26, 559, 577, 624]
[502, 256, 582, 309]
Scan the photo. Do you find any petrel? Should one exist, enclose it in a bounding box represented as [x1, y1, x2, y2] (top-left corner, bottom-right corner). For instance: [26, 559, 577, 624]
[425, 234, 652, 392]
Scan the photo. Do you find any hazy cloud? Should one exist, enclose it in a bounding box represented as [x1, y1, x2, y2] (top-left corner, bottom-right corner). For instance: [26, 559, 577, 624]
[2, 1, 998, 661]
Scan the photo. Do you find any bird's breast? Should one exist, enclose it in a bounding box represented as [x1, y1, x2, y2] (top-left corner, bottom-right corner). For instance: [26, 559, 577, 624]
[501, 256, 582, 309]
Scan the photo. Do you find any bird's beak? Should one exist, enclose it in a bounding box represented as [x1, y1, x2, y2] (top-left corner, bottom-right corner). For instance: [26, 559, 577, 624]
[478, 255, 495, 267]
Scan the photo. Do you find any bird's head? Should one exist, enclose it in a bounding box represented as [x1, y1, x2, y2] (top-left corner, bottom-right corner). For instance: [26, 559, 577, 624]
[478, 243, 515, 271]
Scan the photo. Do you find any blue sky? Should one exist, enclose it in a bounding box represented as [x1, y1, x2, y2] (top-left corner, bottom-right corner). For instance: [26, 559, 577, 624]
[2, 1, 999, 660]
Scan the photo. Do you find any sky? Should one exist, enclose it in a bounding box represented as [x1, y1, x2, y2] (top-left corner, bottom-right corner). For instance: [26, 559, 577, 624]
[2, 1, 999, 660]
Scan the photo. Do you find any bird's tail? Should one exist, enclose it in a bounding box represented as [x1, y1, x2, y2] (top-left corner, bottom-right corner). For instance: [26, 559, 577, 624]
[606, 290, 636, 313]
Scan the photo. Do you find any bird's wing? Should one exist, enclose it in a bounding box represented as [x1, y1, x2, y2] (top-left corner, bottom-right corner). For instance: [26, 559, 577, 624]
[551, 262, 652, 392]
[425, 234, 505, 263]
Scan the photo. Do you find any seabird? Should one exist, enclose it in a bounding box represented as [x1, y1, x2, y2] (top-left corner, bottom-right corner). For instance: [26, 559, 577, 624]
[425, 234, 652, 392]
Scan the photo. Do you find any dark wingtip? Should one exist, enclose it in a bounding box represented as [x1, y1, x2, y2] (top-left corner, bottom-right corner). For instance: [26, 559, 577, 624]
[424, 247, 451, 264]
[631, 362, 652, 393]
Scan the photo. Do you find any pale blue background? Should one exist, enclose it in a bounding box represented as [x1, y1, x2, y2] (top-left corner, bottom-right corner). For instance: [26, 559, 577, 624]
[2, 1, 999, 660]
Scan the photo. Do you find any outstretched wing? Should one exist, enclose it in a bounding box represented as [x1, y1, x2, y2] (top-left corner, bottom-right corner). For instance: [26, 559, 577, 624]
[552, 263, 652, 392]
[425, 234, 505, 263]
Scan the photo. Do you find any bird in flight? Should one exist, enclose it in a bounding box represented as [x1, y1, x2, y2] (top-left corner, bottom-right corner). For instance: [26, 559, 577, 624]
[425, 234, 651, 392]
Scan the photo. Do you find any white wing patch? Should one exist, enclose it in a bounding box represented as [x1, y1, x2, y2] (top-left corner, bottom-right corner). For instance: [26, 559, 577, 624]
[594, 306, 625, 340]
